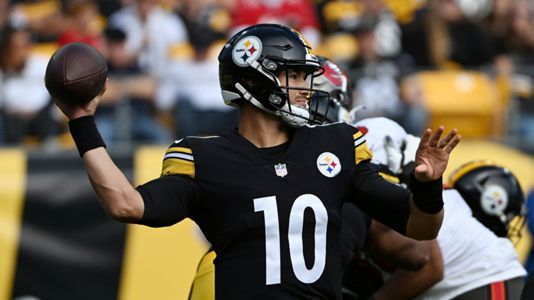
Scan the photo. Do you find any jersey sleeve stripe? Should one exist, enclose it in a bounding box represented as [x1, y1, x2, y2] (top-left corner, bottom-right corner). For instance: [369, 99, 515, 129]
[161, 159, 195, 178]
[355, 141, 373, 164]
[164, 152, 194, 162]
[354, 139, 365, 148]
[354, 135, 364, 147]
[378, 172, 400, 184]
[353, 132, 363, 140]
[162, 145, 195, 178]
[167, 147, 193, 154]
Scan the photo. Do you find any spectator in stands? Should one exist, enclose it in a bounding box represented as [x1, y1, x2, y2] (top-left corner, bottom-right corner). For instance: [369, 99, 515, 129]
[227, 0, 322, 47]
[9, 0, 65, 43]
[177, 0, 229, 58]
[107, 0, 190, 77]
[167, 0, 237, 137]
[401, 0, 495, 69]
[482, 0, 515, 59]
[481, 0, 534, 74]
[172, 40, 238, 137]
[0, 23, 59, 145]
[107, 0, 194, 134]
[349, 18, 427, 135]
[97, 27, 171, 146]
[0, 0, 8, 30]
[57, 0, 105, 51]
[507, 0, 534, 65]
[480, 0, 534, 149]
[360, 0, 402, 58]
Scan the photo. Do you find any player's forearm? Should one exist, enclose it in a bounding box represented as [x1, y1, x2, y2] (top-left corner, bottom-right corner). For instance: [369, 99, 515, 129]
[406, 199, 443, 240]
[83, 148, 144, 223]
[373, 240, 443, 300]
[370, 221, 431, 270]
[405, 173, 444, 240]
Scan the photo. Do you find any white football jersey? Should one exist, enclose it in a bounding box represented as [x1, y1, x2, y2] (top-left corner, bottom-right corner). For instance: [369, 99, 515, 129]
[416, 189, 526, 300]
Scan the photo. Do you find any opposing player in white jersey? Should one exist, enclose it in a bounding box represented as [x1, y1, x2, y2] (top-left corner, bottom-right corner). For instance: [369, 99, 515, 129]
[353, 117, 526, 300]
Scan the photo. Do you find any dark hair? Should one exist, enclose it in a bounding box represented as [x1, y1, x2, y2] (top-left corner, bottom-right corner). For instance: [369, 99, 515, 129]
[0, 24, 15, 53]
[0, 24, 25, 69]
[104, 27, 127, 43]
[0, 24, 17, 69]
[352, 15, 378, 35]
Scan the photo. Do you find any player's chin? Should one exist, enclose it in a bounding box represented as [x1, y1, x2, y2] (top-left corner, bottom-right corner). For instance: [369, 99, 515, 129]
[294, 102, 308, 110]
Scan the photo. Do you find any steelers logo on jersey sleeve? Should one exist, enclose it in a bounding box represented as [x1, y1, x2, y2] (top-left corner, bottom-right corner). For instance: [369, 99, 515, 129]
[232, 36, 262, 67]
[316, 152, 341, 178]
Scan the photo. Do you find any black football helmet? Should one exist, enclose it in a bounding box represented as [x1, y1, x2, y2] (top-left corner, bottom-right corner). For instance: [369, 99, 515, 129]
[449, 160, 526, 241]
[309, 56, 352, 124]
[218, 23, 327, 127]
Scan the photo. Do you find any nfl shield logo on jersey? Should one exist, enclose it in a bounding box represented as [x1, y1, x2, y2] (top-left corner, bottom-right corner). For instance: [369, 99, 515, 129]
[317, 152, 341, 178]
[274, 163, 288, 178]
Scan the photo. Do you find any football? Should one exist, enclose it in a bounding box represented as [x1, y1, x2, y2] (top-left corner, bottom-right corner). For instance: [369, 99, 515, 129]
[45, 42, 108, 105]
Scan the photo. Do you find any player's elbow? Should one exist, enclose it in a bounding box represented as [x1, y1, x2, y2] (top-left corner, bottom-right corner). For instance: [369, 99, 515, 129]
[102, 192, 144, 223]
[405, 253, 430, 271]
[395, 242, 431, 271]
[106, 204, 140, 223]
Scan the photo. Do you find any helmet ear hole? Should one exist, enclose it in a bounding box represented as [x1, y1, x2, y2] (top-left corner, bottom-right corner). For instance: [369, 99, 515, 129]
[269, 93, 286, 108]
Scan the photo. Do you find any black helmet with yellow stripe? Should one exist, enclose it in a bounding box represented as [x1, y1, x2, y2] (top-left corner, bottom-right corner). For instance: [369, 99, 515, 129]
[449, 160, 526, 241]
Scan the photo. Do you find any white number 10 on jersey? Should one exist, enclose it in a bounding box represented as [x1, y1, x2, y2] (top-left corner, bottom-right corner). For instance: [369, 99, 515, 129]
[254, 194, 328, 285]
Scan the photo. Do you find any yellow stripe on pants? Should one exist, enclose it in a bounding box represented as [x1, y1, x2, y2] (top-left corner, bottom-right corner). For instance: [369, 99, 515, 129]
[0, 149, 26, 300]
[118, 146, 209, 300]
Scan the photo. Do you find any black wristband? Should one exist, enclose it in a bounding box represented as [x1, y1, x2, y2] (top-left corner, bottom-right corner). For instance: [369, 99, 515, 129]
[68, 115, 106, 157]
[410, 172, 443, 214]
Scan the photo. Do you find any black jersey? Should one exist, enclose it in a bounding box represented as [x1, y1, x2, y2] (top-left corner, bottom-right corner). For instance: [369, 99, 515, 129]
[339, 204, 371, 272]
[137, 122, 411, 300]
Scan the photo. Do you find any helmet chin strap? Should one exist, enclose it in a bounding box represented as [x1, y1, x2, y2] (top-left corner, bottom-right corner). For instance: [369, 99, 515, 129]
[280, 102, 310, 127]
[235, 82, 277, 114]
[235, 82, 310, 127]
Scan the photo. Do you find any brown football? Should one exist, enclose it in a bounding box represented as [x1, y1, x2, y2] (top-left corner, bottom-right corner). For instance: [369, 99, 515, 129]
[45, 42, 108, 105]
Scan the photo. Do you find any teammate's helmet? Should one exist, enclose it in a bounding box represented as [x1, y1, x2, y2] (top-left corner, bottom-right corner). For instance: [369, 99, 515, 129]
[449, 161, 526, 240]
[218, 23, 326, 127]
[310, 56, 352, 124]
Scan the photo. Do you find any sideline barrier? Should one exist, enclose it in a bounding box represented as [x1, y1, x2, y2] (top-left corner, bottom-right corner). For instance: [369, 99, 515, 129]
[0, 148, 208, 300]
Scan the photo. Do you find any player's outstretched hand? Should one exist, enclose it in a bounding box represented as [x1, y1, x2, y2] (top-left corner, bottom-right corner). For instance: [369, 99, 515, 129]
[54, 80, 107, 120]
[414, 126, 461, 182]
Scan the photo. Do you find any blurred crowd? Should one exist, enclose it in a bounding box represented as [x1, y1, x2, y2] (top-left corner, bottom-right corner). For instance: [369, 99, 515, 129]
[0, 0, 533, 152]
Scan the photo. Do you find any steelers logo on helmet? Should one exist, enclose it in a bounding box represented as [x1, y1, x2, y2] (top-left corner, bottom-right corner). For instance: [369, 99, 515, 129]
[317, 152, 341, 178]
[232, 36, 263, 67]
[481, 184, 509, 217]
